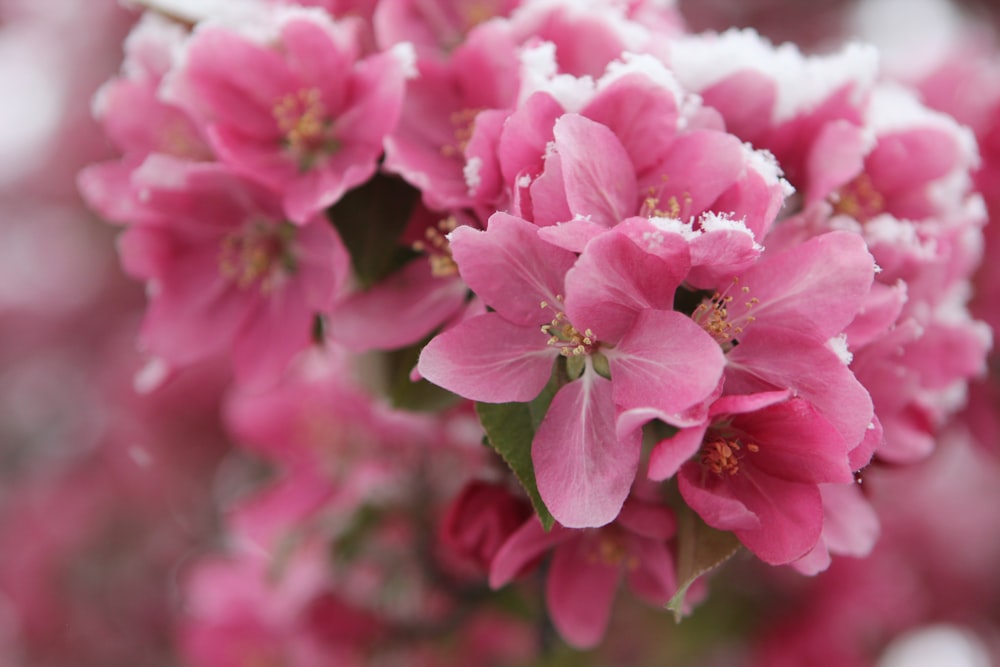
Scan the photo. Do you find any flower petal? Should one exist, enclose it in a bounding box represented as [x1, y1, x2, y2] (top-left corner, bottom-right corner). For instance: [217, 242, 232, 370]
[450, 212, 576, 326]
[607, 310, 725, 415]
[533, 371, 639, 528]
[417, 313, 556, 403]
[552, 113, 637, 226]
[546, 535, 622, 649]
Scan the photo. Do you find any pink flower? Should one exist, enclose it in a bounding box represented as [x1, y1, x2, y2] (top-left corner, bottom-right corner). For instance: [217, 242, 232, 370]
[168, 10, 411, 222]
[382, 19, 520, 214]
[373, 0, 521, 58]
[489, 497, 677, 649]
[438, 480, 532, 572]
[666, 392, 855, 565]
[418, 213, 724, 527]
[119, 156, 349, 386]
[79, 13, 213, 224]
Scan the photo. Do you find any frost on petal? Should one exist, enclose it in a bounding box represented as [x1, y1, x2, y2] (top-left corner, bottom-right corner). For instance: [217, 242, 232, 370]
[450, 213, 576, 326]
[607, 310, 725, 415]
[417, 313, 556, 403]
[533, 371, 639, 528]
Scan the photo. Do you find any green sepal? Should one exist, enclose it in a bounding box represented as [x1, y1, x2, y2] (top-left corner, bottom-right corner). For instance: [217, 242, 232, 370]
[667, 505, 742, 622]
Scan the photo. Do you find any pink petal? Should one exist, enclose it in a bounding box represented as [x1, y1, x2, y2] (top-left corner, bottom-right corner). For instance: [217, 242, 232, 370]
[735, 231, 875, 340]
[817, 482, 879, 557]
[699, 71, 777, 143]
[647, 423, 707, 482]
[489, 520, 571, 589]
[616, 499, 677, 541]
[537, 218, 609, 253]
[451, 212, 576, 326]
[533, 372, 640, 528]
[805, 119, 869, 204]
[641, 130, 745, 218]
[725, 326, 874, 449]
[581, 72, 680, 180]
[732, 399, 854, 485]
[230, 281, 314, 388]
[606, 310, 725, 414]
[625, 537, 676, 605]
[565, 229, 688, 342]
[529, 151, 574, 226]
[416, 313, 556, 403]
[498, 91, 563, 185]
[677, 463, 760, 531]
[708, 390, 792, 417]
[331, 259, 467, 351]
[546, 535, 622, 649]
[728, 471, 824, 564]
[181, 27, 294, 135]
[552, 114, 638, 226]
[843, 280, 907, 349]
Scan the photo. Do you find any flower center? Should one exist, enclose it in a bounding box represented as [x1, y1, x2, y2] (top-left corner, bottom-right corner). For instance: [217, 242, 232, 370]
[691, 279, 758, 349]
[640, 179, 693, 220]
[586, 532, 638, 569]
[831, 173, 884, 223]
[540, 300, 598, 357]
[440, 107, 481, 158]
[700, 437, 759, 476]
[218, 222, 297, 292]
[273, 88, 338, 169]
[412, 216, 459, 277]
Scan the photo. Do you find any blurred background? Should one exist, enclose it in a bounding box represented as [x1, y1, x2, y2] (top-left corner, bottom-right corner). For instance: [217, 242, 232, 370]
[1, 0, 999, 665]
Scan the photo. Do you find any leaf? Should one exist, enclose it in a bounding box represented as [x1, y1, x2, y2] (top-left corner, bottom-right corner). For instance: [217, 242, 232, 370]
[327, 173, 421, 288]
[385, 340, 463, 412]
[667, 505, 742, 622]
[476, 365, 564, 530]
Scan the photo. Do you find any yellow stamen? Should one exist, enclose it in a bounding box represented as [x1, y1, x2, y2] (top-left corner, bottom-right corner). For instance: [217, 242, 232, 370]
[412, 216, 459, 277]
[701, 438, 759, 476]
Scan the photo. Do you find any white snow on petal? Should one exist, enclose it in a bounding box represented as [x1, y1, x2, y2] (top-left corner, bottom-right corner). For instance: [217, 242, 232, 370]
[517, 41, 594, 112]
[827, 333, 854, 365]
[464, 156, 482, 192]
[669, 28, 878, 124]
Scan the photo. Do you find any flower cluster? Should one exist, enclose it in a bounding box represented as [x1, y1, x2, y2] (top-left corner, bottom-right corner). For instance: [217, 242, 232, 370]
[66, 0, 995, 661]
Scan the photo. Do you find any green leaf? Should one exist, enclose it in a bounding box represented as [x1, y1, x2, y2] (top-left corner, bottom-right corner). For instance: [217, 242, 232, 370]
[476, 366, 564, 530]
[327, 173, 421, 288]
[667, 505, 742, 622]
[384, 341, 463, 412]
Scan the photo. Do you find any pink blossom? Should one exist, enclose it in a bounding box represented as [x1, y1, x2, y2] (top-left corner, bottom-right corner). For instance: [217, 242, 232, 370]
[382, 18, 521, 214]
[373, 0, 521, 58]
[79, 13, 213, 224]
[168, 10, 410, 222]
[118, 156, 349, 386]
[669, 392, 855, 565]
[489, 497, 677, 649]
[438, 480, 532, 572]
[419, 213, 724, 527]
[494, 57, 788, 242]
